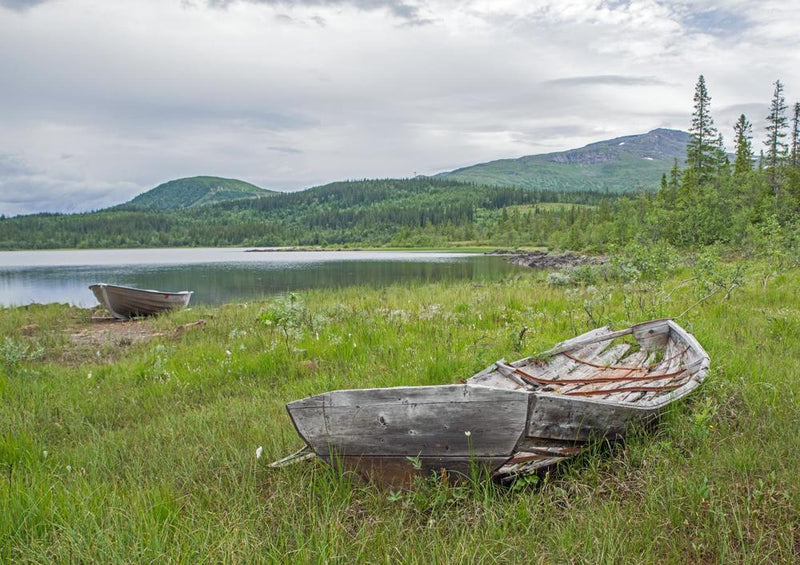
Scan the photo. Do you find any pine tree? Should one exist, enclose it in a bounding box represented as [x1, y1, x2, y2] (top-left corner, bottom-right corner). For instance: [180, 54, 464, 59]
[733, 114, 754, 176]
[686, 75, 720, 184]
[791, 102, 800, 169]
[764, 79, 788, 192]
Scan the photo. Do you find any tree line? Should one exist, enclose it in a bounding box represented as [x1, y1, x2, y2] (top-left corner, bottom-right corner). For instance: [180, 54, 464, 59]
[2, 77, 798, 254]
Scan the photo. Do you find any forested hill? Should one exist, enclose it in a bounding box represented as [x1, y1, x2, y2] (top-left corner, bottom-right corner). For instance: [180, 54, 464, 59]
[122, 176, 274, 210]
[0, 178, 607, 249]
[438, 129, 689, 192]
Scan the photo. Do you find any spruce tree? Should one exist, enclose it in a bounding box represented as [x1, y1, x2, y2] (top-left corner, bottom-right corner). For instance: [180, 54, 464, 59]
[733, 114, 754, 176]
[668, 158, 681, 190]
[791, 102, 800, 169]
[764, 79, 788, 191]
[714, 133, 730, 178]
[685, 75, 720, 185]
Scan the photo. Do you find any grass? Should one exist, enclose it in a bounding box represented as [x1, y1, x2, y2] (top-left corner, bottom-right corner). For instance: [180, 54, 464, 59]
[1, 265, 799, 563]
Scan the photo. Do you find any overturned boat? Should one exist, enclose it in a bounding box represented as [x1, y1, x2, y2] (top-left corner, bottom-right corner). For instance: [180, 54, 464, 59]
[90, 283, 192, 320]
[274, 319, 709, 486]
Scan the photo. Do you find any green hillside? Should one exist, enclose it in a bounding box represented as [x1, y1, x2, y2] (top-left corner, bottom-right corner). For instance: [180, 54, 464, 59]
[0, 179, 606, 249]
[438, 128, 688, 192]
[124, 176, 273, 210]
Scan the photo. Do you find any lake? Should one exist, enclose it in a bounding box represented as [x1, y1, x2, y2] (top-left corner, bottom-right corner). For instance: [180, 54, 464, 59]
[0, 248, 523, 307]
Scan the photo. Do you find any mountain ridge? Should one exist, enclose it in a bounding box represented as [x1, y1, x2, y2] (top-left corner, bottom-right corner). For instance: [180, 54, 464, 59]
[437, 128, 689, 193]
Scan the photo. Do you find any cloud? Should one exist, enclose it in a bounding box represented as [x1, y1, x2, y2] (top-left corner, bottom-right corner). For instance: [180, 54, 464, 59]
[1, 0, 799, 215]
[543, 75, 668, 87]
[0, 154, 141, 216]
[0, 0, 50, 11]
[683, 7, 749, 37]
[204, 0, 431, 25]
[268, 146, 304, 154]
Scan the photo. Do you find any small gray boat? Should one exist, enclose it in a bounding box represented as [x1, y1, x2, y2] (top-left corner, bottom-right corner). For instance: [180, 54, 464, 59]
[273, 319, 709, 486]
[90, 283, 192, 320]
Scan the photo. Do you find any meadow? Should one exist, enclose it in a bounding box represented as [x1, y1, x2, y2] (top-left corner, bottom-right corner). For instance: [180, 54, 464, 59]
[1, 257, 798, 563]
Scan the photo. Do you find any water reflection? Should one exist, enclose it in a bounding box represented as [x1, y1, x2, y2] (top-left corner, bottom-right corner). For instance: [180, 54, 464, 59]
[0, 250, 521, 307]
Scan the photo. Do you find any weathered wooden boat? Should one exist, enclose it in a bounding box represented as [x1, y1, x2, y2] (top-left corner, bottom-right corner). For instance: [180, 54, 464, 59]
[273, 319, 709, 486]
[89, 283, 192, 320]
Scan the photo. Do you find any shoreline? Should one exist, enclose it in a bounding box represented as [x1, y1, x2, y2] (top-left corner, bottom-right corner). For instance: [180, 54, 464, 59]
[487, 249, 607, 268]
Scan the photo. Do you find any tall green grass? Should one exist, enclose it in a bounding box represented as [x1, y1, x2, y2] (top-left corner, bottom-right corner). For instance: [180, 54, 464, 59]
[1, 266, 798, 562]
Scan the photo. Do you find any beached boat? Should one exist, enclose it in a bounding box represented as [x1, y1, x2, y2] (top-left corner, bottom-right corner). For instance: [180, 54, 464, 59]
[274, 319, 709, 486]
[89, 283, 192, 320]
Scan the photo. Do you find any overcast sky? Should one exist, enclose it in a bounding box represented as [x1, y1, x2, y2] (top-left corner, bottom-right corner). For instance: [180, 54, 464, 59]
[1, 0, 799, 215]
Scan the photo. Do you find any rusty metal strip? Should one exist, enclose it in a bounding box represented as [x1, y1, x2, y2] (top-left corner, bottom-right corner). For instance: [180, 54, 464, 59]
[562, 352, 647, 371]
[561, 345, 689, 372]
[511, 366, 687, 386]
[563, 382, 684, 396]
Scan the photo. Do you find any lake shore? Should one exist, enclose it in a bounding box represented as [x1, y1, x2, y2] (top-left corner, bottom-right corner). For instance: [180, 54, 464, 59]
[487, 249, 607, 268]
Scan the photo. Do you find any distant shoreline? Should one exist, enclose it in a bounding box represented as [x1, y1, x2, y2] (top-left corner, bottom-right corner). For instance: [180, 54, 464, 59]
[487, 249, 607, 268]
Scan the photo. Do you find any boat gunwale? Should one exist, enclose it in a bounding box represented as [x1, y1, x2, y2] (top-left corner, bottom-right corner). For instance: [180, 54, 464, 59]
[89, 283, 193, 297]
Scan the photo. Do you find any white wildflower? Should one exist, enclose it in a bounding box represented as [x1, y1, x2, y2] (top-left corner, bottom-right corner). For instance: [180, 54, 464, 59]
[256, 446, 263, 459]
[464, 430, 471, 437]
[42, 450, 48, 458]
[87, 371, 92, 379]
[66, 465, 72, 472]
[225, 350, 232, 356]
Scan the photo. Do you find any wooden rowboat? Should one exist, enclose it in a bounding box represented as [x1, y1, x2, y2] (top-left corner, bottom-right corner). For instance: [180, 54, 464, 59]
[89, 283, 192, 320]
[274, 319, 709, 486]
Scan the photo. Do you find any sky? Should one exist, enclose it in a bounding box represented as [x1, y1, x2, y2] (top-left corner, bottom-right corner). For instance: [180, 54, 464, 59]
[1, 0, 799, 216]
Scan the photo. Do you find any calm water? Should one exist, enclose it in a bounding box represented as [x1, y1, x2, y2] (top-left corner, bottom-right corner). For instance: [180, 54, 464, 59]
[0, 248, 522, 307]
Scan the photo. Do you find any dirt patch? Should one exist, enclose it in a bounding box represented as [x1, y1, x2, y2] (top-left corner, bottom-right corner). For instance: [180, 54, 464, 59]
[68, 318, 206, 347]
[56, 317, 206, 365]
[69, 318, 166, 348]
[489, 250, 606, 269]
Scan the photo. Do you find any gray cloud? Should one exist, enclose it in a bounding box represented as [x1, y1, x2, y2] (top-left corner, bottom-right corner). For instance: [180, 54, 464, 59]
[684, 8, 750, 37]
[543, 75, 668, 87]
[0, 0, 50, 11]
[268, 146, 304, 154]
[1, 0, 799, 215]
[0, 154, 36, 178]
[204, 0, 430, 25]
[0, 154, 140, 215]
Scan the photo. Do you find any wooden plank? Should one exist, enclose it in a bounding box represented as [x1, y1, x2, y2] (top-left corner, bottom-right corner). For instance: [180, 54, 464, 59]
[631, 319, 671, 350]
[288, 384, 531, 459]
[468, 369, 528, 391]
[526, 394, 655, 442]
[584, 349, 648, 400]
[555, 343, 632, 395]
[638, 338, 685, 403]
[516, 340, 611, 384]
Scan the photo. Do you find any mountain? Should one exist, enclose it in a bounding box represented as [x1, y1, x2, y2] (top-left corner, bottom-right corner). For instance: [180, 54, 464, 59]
[123, 176, 274, 210]
[437, 129, 689, 193]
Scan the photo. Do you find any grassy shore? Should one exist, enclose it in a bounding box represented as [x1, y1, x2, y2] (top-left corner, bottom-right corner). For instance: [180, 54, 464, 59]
[1, 264, 798, 563]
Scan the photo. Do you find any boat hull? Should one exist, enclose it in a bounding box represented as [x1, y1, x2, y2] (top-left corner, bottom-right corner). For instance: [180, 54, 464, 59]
[90, 284, 192, 320]
[279, 319, 710, 485]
